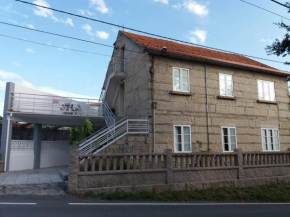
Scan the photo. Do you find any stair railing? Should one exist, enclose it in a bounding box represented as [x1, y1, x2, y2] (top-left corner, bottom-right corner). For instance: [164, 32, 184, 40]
[79, 118, 149, 155]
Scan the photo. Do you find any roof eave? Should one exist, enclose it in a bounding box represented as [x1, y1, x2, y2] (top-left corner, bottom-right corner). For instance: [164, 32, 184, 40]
[146, 49, 290, 77]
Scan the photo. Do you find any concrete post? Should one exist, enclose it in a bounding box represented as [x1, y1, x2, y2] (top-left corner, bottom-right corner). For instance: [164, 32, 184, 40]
[234, 148, 243, 179]
[1, 82, 15, 171]
[165, 149, 173, 184]
[33, 124, 42, 169]
[68, 145, 79, 194]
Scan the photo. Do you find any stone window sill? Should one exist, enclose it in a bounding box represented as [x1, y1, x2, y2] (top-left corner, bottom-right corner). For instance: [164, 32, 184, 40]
[257, 100, 277, 105]
[217, 95, 236, 100]
[170, 91, 192, 96]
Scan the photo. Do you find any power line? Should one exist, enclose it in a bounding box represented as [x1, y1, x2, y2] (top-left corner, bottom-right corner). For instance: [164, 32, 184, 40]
[0, 21, 113, 47]
[240, 0, 290, 21]
[0, 34, 112, 56]
[0, 21, 145, 55]
[14, 0, 286, 65]
[271, 0, 290, 9]
[0, 33, 287, 77]
[0, 33, 147, 61]
[1, 21, 284, 65]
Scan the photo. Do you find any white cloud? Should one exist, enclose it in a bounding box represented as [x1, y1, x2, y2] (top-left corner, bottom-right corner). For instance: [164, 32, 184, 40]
[153, 0, 169, 4]
[78, 9, 94, 17]
[0, 81, 6, 90]
[26, 48, 35, 53]
[260, 38, 273, 44]
[0, 70, 33, 89]
[26, 24, 35, 29]
[33, 0, 74, 26]
[0, 70, 96, 98]
[2, 3, 28, 18]
[3, 3, 12, 12]
[82, 24, 93, 35]
[174, 0, 209, 17]
[82, 24, 110, 40]
[33, 0, 53, 17]
[188, 29, 207, 44]
[0, 69, 98, 115]
[89, 0, 110, 14]
[0, 70, 22, 80]
[63, 18, 74, 27]
[37, 87, 96, 99]
[172, 4, 182, 9]
[96, 31, 109, 40]
[12, 62, 22, 67]
[21, 80, 34, 88]
[7, 19, 18, 24]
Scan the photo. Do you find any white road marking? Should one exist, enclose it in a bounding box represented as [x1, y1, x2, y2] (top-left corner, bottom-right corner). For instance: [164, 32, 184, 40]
[69, 203, 290, 206]
[0, 203, 37, 205]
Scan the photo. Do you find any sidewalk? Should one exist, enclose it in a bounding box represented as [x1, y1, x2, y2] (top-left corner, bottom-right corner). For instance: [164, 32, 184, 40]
[0, 167, 67, 195]
[0, 167, 66, 185]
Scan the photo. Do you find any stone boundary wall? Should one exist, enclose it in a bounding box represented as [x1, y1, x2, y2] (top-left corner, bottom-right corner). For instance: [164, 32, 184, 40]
[68, 146, 290, 194]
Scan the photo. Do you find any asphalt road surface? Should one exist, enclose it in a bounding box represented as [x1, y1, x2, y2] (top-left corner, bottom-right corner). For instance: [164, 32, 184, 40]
[1, 195, 290, 217]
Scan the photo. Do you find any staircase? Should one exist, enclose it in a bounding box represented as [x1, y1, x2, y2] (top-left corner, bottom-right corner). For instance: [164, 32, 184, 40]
[78, 100, 149, 154]
[79, 117, 149, 154]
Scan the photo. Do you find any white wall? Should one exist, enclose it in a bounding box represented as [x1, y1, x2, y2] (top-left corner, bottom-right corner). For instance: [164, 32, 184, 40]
[13, 83, 99, 116]
[40, 141, 69, 168]
[9, 140, 34, 171]
[9, 140, 70, 171]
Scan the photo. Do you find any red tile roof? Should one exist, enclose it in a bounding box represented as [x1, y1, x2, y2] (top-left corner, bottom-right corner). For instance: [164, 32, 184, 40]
[121, 31, 290, 76]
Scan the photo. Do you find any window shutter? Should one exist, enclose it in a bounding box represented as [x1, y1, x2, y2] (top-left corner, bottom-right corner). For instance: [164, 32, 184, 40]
[258, 80, 263, 100]
[269, 82, 275, 101]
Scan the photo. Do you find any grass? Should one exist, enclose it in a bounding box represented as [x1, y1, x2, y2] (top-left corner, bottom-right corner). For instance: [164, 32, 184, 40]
[83, 182, 290, 202]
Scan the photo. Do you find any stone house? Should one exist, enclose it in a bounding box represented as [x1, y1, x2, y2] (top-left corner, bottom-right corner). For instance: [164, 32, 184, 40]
[102, 31, 290, 154]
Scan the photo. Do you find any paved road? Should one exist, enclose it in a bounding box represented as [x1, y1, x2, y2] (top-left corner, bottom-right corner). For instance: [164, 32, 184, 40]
[1, 195, 290, 217]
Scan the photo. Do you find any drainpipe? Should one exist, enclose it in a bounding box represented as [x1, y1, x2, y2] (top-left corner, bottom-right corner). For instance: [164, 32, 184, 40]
[152, 102, 157, 153]
[150, 56, 156, 153]
[205, 64, 210, 152]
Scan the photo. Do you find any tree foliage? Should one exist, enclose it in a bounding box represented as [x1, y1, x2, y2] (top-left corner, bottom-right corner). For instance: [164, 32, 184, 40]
[70, 118, 94, 145]
[266, 2, 290, 65]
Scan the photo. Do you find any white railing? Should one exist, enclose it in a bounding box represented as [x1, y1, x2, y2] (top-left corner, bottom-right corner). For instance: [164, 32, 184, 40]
[10, 93, 102, 117]
[79, 118, 149, 154]
[103, 100, 115, 126]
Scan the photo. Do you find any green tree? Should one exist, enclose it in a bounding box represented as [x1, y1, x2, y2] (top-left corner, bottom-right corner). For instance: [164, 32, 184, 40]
[266, 2, 290, 65]
[70, 118, 94, 145]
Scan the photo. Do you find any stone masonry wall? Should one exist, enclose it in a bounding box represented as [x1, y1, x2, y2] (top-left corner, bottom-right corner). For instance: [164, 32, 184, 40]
[151, 56, 290, 153]
[68, 147, 290, 195]
[108, 33, 151, 152]
[112, 33, 151, 119]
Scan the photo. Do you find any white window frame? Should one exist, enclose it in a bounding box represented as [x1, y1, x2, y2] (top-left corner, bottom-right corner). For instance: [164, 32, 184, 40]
[221, 127, 237, 152]
[261, 128, 280, 152]
[219, 73, 234, 97]
[173, 125, 192, 153]
[172, 67, 190, 93]
[257, 80, 275, 102]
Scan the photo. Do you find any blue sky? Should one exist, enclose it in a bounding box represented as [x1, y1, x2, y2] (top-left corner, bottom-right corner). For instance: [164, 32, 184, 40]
[0, 0, 289, 115]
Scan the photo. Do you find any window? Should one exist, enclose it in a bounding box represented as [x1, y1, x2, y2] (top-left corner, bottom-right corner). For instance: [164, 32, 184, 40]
[173, 68, 190, 92]
[257, 80, 275, 101]
[261, 129, 280, 151]
[174, 125, 191, 152]
[219, 74, 234, 96]
[222, 127, 237, 152]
